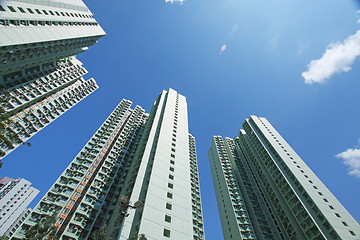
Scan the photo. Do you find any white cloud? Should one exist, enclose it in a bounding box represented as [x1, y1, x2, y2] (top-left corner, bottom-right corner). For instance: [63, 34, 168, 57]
[302, 30, 360, 84]
[165, 0, 184, 4]
[336, 148, 360, 178]
[219, 44, 227, 55]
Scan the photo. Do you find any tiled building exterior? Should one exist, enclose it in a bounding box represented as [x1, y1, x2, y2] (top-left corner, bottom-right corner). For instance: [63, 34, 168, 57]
[209, 115, 360, 240]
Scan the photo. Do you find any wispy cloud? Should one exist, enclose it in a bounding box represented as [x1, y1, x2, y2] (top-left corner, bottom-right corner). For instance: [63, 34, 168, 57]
[302, 30, 360, 84]
[336, 145, 360, 178]
[219, 44, 227, 55]
[165, 0, 184, 4]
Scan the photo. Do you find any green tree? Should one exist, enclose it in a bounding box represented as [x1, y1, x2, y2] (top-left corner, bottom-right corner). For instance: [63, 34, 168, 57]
[0, 235, 8, 239]
[90, 224, 107, 240]
[24, 213, 58, 240]
[128, 233, 147, 240]
[138, 234, 147, 240]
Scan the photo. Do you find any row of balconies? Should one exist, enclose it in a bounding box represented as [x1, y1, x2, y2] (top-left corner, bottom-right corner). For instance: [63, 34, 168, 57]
[0, 37, 99, 66]
[0, 19, 98, 28]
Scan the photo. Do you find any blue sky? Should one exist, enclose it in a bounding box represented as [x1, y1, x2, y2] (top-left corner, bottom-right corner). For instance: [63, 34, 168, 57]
[2, 0, 360, 239]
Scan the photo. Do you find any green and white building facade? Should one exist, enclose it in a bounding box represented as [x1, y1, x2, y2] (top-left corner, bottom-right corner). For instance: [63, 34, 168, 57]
[12, 89, 204, 240]
[0, 0, 105, 159]
[208, 115, 360, 240]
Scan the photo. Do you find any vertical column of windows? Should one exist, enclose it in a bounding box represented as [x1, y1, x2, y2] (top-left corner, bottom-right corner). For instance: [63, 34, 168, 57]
[249, 118, 345, 239]
[163, 95, 179, 238]
[14, 100, 133, 239]
[213, 136, 255, 239]
[242, 119, 328, 239]
[79, 106, 147, 239]
[189, 135, 204, 240]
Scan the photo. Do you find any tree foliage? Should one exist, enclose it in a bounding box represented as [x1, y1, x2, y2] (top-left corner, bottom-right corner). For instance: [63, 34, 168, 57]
[90, 224, 107, 240]
[24, 213, 58, 240]
[128, 233, 147, 240]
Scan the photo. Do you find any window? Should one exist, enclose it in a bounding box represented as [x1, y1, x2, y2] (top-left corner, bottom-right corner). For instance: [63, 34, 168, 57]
[170, 167, 174, 172]
[35, 9, 41, 14]
[323, 198, 328, 202]
[172, 138, 176, 142]
[166, 203, 172, 210]
[342, 222, 348, 226]
[172, 143, 176, 147]
[349, 231, 356, 236]
[171, 148, 175, 152]
[163, 229, 170, 238]
[167, 192, 173, 199]
[165, 215, 171, 223]
[318, 192, 323, 196]
[42, 10, 48, 15]
[171, 154, 175, 158]
[8, 6, 16, 12]
[61, 12, 65, 16]
[169, 174, 174, 180]
[49, 10, 54, 15]
[55, 11, 60, 16]
[329, 205, 334, 210]
[0, 5, 5, 11]
[335, 213, 341, 218]
[168, 183, 173, 189]
[170, 160, 175, 165]
[27, 8, 34, 13]
[313, 186, 318, 189]
[18, 7, 25, 13]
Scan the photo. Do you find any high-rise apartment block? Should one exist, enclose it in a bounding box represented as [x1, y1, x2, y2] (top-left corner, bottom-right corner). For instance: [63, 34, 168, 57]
[209, 115, 360, 240]
[4, 208, 32, 239]
[0, 177, 39, 237]
[13, 89, 204, 240]
[0, 0, 105, 159]
[0, 0, 105, 76]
